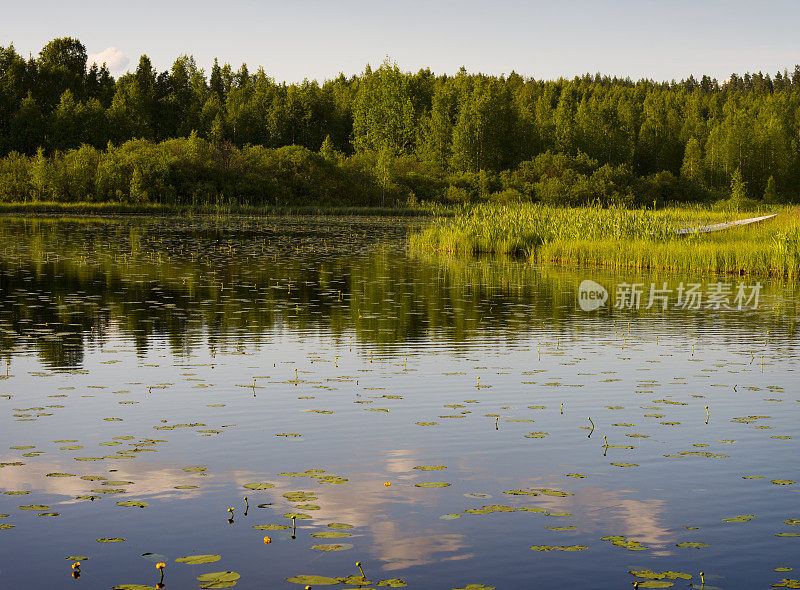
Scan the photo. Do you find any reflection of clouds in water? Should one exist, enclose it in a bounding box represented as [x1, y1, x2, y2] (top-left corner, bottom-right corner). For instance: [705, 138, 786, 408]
[371, 521, 469, 571]
[531, 487, 674, 551]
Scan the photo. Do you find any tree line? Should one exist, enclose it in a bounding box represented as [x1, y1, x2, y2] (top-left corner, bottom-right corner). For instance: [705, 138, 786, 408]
[1, 37, 799, 206]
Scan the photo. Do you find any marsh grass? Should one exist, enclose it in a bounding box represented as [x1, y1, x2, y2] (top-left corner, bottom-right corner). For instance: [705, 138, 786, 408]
[409, 204, 800, 277]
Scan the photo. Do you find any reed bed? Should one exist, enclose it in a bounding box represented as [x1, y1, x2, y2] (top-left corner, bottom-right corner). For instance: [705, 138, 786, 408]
[408, 204, 800, 277]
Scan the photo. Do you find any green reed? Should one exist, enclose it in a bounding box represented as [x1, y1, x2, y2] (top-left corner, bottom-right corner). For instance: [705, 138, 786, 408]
[408, 204, 800, 277]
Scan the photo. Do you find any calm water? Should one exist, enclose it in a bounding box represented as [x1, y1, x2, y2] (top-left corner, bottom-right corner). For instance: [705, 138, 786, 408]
[0, 215, 798, 590]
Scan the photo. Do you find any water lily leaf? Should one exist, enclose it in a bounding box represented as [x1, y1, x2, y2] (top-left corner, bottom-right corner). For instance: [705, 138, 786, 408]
[310, 531, 351, 538]
[629, 570, 692, 580]
[771, 579, 800, 588]
[414, 482, 450, 488]
[97, 537, 126, 543]
[5, 491, 31, 495]
[376, 579, 407, 587]
[635, 582, 674, 588]
[243, 483, 274, 490]
[176, 554, 221, 564]
[286, 575, 339, 585]
[284, 513, 311, 519]
[784, 519, 800, 526]
[414, 422, 438, 426]
[65, 556, 89, 561]
[196, 570, 240, 589]
[310, 543, 353, 551]
[452, 585, 496, 590]
[113, 585, 157, 590]
[328, 522, 354, 529]
[253, 524, 290, 530]
[464, 505, 515, 515]
[182, 466, 207, 472]
[174, 485, 199, 489]
[564, 473, 586, 478]
[413, 465, 446, 471]
[610, 462, 639, 467]
[676, 542, 709, 548]
[0, 524, 15, 529]
[530, 545, 586, 552]
[116, 501, 148, 508]
[283, 491, 317, 502]
[19, 504, 50, 510]
[545, 526, 576, 531]
[38, 512, 60, 516]
[776, 533, 800, 537]
[531, 488, 573, 497]
[46, 472, 75, 477]
[772, 480, 796, 485]
[723, 515, 755, 523]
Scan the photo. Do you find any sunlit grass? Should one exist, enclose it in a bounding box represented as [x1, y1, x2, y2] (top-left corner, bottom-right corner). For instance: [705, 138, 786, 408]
[409, 204, 800, 277]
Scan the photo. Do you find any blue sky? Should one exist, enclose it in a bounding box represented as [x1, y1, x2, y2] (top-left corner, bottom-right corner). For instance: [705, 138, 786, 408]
[3, 0, 799, 82]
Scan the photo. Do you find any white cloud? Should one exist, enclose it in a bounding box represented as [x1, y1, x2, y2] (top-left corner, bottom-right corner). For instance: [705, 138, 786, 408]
[88, 46, 130, 75]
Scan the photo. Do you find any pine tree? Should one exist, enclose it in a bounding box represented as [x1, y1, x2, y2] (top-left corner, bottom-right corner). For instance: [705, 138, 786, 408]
[730, 167, 747, 200]
[763, 175, 780, 203]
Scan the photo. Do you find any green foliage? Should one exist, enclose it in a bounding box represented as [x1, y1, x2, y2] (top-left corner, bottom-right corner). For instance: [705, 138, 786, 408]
[2, 38, 800, 205]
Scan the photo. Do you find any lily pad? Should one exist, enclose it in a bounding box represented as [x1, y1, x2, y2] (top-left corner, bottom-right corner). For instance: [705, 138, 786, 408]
[196, 571, 240, 589]
[243, 482, 274, 490]
[116, 501, 148, 508]
[328, 522, 354, 529]
[97, 537, 126, 543]
[415, 482, 450, 488]
[46, 472, 75, 477]
[19, 504, 50, 511]
[253, 524, 290, 530]
[723, 515, 755, 523]
[772, 480, 796, 485]
[311, 531, 351, 538]
[310, 543, 353, 551]
[413, 465, 446, 471]
[176, 554, 221, 565]
[286, 575, 339, 585]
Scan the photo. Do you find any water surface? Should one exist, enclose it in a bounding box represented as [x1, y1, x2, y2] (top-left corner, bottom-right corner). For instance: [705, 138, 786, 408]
[0, 215, 798, 589]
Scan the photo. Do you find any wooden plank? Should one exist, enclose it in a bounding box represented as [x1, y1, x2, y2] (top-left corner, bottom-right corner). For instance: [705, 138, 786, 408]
[675, 213, 777, 235]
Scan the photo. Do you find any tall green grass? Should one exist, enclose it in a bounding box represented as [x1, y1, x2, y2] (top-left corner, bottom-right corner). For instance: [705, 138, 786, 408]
[408, 204, 800, 277]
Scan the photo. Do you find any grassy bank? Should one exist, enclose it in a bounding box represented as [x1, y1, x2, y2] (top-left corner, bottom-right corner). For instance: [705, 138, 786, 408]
[408, 204, 800, 277]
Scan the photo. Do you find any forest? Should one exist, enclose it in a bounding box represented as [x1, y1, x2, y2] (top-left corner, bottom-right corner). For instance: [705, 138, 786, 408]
[1, 37, 799, 207]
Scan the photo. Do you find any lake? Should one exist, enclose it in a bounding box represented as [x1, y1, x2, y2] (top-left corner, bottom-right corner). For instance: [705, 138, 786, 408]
[0, 215, 798, 589]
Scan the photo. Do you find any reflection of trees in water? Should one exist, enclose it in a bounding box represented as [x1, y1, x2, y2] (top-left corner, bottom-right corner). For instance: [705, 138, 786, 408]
[0, 217, 797, 368]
